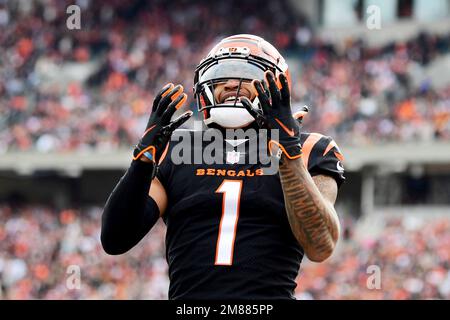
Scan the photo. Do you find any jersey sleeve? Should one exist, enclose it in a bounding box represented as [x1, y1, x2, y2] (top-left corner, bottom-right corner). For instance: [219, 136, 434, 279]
[300, 133, 346, 188]
[155, 129, 194, 190]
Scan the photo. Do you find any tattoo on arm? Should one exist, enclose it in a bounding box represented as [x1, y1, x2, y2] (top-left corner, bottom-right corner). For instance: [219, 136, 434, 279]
[278, 158, 340, 261]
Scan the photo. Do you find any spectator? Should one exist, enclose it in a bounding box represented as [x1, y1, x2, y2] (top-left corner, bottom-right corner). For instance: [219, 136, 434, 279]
[0, 0, 449, 152]
[1, 204, 449, 299]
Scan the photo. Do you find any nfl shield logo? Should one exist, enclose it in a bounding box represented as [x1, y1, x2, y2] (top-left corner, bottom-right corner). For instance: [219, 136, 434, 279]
[226, 150, 241, 164]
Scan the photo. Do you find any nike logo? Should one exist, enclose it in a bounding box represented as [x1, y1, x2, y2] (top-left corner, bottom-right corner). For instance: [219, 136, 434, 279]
[274, 118, 295, 136]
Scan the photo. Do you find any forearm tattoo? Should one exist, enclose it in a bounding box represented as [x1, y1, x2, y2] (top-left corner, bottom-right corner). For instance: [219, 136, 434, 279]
[278, 158, 339, 260]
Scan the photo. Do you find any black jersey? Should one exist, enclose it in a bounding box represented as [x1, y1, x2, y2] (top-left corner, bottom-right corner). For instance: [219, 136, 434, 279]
[156, 129, 345, 300]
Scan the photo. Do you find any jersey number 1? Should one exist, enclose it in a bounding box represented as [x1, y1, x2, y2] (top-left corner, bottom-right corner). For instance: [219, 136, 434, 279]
[214, 180, 243, 266]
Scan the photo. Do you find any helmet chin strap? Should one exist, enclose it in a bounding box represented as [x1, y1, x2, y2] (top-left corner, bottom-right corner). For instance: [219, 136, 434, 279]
[203, 97, 260, 128]
[203, 116, 217, 126]
[203, 104, 251, 126]
[203, 117, 212, 126]
[202, 77, 261, 128]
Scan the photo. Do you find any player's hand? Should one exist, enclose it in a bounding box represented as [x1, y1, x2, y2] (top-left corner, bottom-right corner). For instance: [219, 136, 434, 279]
[133, 83, 192, 163]
[241, 71, 302, 160]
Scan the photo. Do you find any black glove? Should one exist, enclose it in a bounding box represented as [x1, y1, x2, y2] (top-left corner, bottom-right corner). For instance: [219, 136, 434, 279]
[133, 83, 192, 164]
[241, 71, 302, 161]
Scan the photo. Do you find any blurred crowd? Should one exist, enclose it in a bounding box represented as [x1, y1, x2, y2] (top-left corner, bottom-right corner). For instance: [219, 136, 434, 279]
[0, 204, 168, 299]
[0, 204, 449, 300]
[295, 38, 450, 144]
[0, 0, 450, 153]
[298, 216, 450, 299]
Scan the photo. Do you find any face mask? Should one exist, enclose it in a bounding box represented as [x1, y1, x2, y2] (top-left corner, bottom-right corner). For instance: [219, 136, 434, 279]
[204, 105, 255, 129]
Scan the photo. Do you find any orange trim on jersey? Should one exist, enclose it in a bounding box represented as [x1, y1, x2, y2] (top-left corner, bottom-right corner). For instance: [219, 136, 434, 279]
[274, 118, 295, 137]
[334, 151, 344, 161]
[215, 188, 226, 265]
[228, 180, 242, 266]
[268, 140, 302, 160]
[214, 180, 243, 266]
[323, 139, 345, 161]
[323, 140, 338, 156]
[301, 133, 323, 169]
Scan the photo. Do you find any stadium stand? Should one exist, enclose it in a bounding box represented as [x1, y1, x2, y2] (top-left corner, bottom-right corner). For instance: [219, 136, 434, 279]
[1, 0, 449, 153]
[1, 0, 449, 300]
[1, 204, 449, 299]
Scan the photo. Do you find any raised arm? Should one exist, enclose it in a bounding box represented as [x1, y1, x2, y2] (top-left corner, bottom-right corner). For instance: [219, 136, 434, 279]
[241, 71, 342, 262]
[101, 83, 191, 255]
[101, 162, 166, 255]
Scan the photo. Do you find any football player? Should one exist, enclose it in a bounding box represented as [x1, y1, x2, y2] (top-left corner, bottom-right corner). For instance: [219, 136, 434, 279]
[101, 34, 345, 299]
